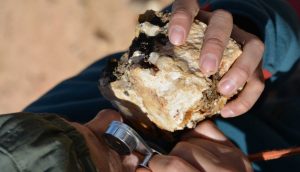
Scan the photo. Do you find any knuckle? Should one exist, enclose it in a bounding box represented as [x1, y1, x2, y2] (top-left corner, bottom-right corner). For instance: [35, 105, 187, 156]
[257, 68, 265, 81]
[256, 74, 265, 86]
[251, 69, 265, 89]
[252, 85, 265, 102]
[249, 39, 265, 53]
[165, 156, 185, 172]
[253, 76, 265, 93]
[175, 141, 192, 149]
[172, 8, 193, 20]
[257, 81, 265, 92]
[204, 37, 225, 49]
[238, 99, 253, 114]
[258, 83, 265, 95]
[235, 65, 251, 80]
[213, 9, 233, 21]
[172, 0, 199, 17]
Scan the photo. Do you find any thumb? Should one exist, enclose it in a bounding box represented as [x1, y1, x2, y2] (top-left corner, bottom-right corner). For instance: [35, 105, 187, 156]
[85, 109, 123, 135]
[182, 120, 234, 147]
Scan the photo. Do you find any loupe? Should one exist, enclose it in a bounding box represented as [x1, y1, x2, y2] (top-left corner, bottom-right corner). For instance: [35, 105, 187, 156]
[103, 121, 161, 168]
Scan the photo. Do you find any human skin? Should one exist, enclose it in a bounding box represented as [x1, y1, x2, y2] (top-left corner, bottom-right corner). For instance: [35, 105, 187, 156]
[69, 109, 253, 172]
[168, 0, 265, 117]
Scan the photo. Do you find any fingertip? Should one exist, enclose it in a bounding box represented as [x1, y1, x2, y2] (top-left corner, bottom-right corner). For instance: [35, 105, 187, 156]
[168, 25, 186, 45]
[168, 0, 200, 46]
[85, 109, 123, 133]
[169, 8, 194, 45]
[220, 107, 237, 118]
[199, 53, 218, 76]
[218, 79, 237, 96]
[96, 109, 123, 121]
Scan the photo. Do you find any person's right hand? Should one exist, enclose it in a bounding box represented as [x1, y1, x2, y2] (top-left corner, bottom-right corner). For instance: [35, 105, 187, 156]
[138, 120, 253, 172]
[76, 109, 252, 172]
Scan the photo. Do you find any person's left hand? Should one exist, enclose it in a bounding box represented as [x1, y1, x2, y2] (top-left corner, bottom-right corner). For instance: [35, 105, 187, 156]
[168, 0, 265, 117]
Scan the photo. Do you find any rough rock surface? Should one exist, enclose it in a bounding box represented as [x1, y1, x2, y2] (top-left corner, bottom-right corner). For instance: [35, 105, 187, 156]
[100, 10, 242, 132]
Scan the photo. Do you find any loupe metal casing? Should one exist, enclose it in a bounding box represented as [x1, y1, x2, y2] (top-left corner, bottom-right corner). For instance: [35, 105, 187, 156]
[103, 121, 160, 168]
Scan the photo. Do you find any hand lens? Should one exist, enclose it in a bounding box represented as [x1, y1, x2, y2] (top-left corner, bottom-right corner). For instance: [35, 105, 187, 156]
[103, 121, 160, 168]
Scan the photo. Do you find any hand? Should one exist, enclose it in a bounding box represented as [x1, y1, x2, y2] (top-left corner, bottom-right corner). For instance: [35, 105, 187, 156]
[69, 109, 141, 172]
[168, 0, 265, 117]
[138, 120, 253, 172]
[70, 109, 252, 172]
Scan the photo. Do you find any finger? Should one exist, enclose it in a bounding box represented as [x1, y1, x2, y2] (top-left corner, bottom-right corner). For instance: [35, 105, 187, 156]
[218, 29, 265, 97]
[148, 155, 200, 172]
[170, 141, 206, 171]
[170, 140, 251, 172]
[135, 168, 151, 172]
[199, 10, 233, 76]
[221, 65, 265, 117]
[170, 140, 226, 171]
[182, 120, 234, 147]
[169, 0, 199, 45]
[85, 109, 122, 134]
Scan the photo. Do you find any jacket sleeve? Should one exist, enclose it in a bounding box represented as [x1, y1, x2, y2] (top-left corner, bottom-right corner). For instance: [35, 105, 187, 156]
[0, 151, 19, 172]
[203, 0, 300, 81]
[0, 113, 96, 172]
[0, 115, 19, 172]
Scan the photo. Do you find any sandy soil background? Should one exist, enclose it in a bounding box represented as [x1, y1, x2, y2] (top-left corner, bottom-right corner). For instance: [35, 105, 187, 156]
[0, 0, 172, 113]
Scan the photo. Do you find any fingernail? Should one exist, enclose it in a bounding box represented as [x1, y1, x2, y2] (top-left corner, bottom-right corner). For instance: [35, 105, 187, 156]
[169, 26, 185, 45]
[221, 108, 235, 117]
[219, 79, 236, 95]
[200, 54, 218, 75]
